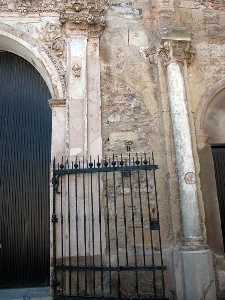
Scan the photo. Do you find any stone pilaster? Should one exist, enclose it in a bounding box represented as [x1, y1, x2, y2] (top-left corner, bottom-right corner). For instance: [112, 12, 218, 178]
[66, 32, 88, 158]
[61, 0, 108, 159]
[49, 98, 66, 160]
[159, 31, 217, 300]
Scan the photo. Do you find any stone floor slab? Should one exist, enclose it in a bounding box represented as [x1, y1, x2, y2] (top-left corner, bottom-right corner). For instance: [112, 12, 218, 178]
[0, 287, 53, 300]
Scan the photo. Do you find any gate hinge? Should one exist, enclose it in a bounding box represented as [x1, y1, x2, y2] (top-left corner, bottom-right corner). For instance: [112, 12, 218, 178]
[51, 271, 59, 288]
[52, 213, 58, 224]
[52, 174, 60, 194]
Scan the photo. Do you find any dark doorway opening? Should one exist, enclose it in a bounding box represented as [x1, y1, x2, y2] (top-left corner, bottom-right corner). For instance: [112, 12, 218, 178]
[0, 52, 52, 288]
[212, 145, 225, 251]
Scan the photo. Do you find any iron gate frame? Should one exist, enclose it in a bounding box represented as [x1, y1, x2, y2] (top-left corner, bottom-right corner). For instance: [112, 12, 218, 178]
[51, 154, 168, 300]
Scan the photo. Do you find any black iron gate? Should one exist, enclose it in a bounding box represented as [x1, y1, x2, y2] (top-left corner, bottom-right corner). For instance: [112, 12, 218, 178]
[52, 154, 167, 300]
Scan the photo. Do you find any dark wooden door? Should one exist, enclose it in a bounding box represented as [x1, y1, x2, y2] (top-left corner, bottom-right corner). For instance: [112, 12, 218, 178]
[212, 145, 225, 251]
[0, 52, 52, 287]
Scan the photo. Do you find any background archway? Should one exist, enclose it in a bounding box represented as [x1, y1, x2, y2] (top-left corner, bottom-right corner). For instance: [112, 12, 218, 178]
[197, 87, 225, 253]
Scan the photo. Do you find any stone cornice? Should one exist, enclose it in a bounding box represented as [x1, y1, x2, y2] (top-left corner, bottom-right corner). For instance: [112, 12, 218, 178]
[59, 1, 109, 36]
[0, 0, 109, 31]
[0, 0, 64, 13]
[49, 98, 66, 109]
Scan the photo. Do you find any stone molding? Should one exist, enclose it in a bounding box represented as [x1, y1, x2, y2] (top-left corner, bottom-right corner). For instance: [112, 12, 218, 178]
[0, 1, 109, 36]
[49, 98, 66, 109]
[0, 1, 109, 35]
[0, 22, 66, 99]
[0, 0, 64, 13]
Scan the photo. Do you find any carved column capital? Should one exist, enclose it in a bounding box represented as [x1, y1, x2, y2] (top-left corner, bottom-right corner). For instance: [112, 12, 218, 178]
[159, 31, 195, 66]
[49, 98, 66, 109]
[59, 0, 109, 37]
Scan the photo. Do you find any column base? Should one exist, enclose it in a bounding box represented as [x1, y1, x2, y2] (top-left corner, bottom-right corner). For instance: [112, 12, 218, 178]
[174, 248, 217, 300]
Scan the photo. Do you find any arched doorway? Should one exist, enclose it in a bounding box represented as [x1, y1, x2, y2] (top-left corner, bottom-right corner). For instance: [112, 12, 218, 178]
[0, 52, 52, 287]
[197, 87, 225, 254]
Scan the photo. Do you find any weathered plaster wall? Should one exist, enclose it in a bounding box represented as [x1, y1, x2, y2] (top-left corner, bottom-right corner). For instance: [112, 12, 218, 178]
[100, 1, 176, 249]
[100, 3, 182, 297]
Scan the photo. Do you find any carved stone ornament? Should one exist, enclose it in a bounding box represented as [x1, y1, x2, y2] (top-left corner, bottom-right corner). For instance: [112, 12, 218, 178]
[72, 63, 81, 78]
[59, 0, 109, 36]
[139, 46, 157, 64]
[159, 39, 195, 66]
[40, 22, 65, 58]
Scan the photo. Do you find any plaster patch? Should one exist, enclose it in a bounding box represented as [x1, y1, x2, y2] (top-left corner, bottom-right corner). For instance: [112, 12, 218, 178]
[70, 148, 82, 156]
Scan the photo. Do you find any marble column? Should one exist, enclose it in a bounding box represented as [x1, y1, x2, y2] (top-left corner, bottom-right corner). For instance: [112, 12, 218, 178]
[165, 47, 202, 243]
[160, 33, 217, 300]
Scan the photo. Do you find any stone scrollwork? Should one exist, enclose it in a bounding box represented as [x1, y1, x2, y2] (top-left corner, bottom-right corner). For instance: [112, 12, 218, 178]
[40, 22, 66, 58]
[0, 0, 64, 13]
[139, 46, 157, 64]
[59, 0, 109, 36]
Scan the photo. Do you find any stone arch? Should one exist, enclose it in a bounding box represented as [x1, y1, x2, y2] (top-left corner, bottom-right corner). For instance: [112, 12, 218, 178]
[196, 79, 225, 140]
[0, 22, 65, 99]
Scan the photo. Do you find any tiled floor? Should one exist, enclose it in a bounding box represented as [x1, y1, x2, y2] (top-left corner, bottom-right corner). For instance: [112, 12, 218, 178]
[0, 287, 52, 300]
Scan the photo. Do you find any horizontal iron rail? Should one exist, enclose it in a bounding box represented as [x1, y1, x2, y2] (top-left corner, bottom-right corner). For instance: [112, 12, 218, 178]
[54, 164, 158, 176]
[54, 296, 169, 300]
[55, 265, 166, 272]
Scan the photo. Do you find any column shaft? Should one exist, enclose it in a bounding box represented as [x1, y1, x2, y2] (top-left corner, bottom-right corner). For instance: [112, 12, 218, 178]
[167, 61, 202, 242]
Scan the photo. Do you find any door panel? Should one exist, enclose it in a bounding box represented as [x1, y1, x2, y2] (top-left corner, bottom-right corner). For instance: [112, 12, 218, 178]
[212, 145, 225, 251]
[0, 52, 52, 287]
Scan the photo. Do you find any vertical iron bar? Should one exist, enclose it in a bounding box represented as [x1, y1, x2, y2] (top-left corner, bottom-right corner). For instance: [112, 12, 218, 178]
[144, 154, 157, 296]
[120, 154, 128, 266]
[112, 155, 121, 298]
[60, 160, 64, 295]
[97, 156, 104, 296]
[104, 159, 112, 295]
[129, 154, 139, 296]
[75, 159, 80, 296]
[52, 158, 57, 296]
[67, 161, 71, 296]
[152, 153, 165, 296]
[136, 154, 146, 266]
[90, 157, 96, 295]
[83, 157, 87, 295]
